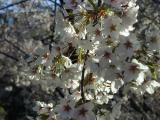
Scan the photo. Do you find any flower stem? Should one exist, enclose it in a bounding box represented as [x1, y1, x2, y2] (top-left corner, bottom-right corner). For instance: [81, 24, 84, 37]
[81, 50, 89, 103]
[88, 0, 97, 10]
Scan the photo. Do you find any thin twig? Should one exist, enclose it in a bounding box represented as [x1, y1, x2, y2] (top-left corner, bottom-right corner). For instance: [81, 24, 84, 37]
[81, 50, 89, 103]
[5, 39, 27, 55]
[0, 0, 30, 11]
[48, 0, 63, 8]
[153, 0, 160, 4]
[0, 51, 19, 61]
[98, 0, 102, 7]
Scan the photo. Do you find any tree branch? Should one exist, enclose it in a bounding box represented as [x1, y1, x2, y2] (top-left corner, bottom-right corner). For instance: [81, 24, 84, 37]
[5, 39, 27, 55]
[153, 0, 160, 4]
[0, 0, 30, 11]
[0, 51, 19, 61]
[81, 50, 89, 103]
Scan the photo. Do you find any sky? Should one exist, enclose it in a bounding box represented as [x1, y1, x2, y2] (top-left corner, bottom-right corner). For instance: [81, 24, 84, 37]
[0, 0, 60, 13]
[0, 0, 60, 25]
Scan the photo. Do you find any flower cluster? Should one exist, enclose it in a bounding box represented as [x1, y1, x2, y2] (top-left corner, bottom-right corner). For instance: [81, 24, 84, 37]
[33, 99, 95, 120]
[19, 0, 160, 120]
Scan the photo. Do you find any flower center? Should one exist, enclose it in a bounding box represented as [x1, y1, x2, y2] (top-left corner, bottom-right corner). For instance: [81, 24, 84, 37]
[103, 51, 111, 59]
[124, 40, 133, 49]
[110, 24, 116, 32]
[84, 73, 96, 85]
[129, 65, 139, 74]
[150, 36, 157, 43]
[78, 107, 88, 117]
[63, 104, 72, 112]
[95, 29, 101, 36]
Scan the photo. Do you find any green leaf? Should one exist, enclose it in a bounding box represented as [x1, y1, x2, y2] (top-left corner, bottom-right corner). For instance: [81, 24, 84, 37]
[0, 105, 6, 120]
[40, 114, 49, 120]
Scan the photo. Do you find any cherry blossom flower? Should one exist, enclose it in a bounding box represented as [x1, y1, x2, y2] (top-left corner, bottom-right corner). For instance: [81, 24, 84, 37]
[20, 0, 160, 120]
[64, 0, 82, 9]
[55, 98, 75, 119]
[145, 29, 160, 51]
[73, 102, 96, 120]
[102, 15, 122, 41]
[104, 0, 125, 9]
[124, 59, 149, 82]
[115, 34, 140, 60]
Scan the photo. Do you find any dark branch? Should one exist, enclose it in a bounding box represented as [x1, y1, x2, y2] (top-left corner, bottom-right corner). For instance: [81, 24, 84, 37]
[98, 0, 102, 7]
[153, 0, 160, 4]
[48, 0, 63, 8]
[0, 51, 19, 61]
[0, 0, 30, 11]
[5, 39, 27, 55]
[81, 50, 89, 103]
